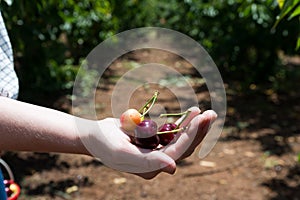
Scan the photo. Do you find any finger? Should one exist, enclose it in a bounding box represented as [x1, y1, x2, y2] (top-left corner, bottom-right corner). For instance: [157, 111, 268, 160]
[189, 110, 217, 146]
[136, 149, 176, 174]
[135, 162, 176, 180]
[179, 110, 217, 160]
[175, 106, 201, 127]
[110, 144, 176, 175]
[135, 171, 160, 180]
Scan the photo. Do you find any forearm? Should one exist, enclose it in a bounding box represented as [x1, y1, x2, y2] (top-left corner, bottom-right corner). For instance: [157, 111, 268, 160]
[0, 97, 91, 155]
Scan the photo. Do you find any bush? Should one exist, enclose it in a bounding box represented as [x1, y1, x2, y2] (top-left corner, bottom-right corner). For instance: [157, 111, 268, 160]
[0, 0, 299, 95]
[112, 0, 299, 89]
[0, 0, 117, 94]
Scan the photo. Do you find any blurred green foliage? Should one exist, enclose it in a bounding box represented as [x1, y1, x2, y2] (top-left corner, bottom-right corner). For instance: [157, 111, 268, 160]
[0, 0, 299, 95]
[0, 0, 117, 93]
[274, 0, 300, 50]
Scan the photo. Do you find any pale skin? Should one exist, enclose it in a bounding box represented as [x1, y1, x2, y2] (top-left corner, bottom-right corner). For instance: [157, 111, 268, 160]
[0, 96, 217, 179]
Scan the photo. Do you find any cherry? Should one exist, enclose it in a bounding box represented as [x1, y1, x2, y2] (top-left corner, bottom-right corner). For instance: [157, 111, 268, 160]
[133, 120, 160, 149]
[120, 108, 142, 133]
[158, 123, 177, 146]
[119, 92, 193, 149]
[119, 91, 159, 138]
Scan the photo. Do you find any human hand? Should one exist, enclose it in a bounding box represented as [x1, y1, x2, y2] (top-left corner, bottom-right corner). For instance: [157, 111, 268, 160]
[79, 107, 217, 179]
[137, 107, 217, 179]
[79, 118, 176, 179]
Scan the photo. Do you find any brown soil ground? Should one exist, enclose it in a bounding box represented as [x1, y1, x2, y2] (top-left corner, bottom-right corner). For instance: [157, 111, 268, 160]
[1, 49, 300, 200]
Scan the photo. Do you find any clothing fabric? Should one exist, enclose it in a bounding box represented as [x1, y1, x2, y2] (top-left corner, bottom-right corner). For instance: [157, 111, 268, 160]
[0, 11, 18, 99]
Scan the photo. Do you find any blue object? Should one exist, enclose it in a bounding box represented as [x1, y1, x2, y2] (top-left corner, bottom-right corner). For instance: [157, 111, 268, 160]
[0, 168, 7, 200]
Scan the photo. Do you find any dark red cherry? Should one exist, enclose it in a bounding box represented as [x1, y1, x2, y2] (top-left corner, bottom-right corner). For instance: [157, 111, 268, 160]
[158, 123, 177, 146]
[134, 120, 160, 149]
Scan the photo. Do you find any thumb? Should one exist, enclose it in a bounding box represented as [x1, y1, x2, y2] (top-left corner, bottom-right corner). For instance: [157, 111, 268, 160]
[142, 150, 176, 174]
[134, 151, 176, 179]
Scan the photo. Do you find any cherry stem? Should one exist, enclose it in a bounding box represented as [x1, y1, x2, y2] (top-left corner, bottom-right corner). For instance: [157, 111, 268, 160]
[138, 91, 159, 117]
[159, 110, 191, 129]
[157, 127, 186, 134]
[176, 110, 191, 128]
[159, 110, 190, 118]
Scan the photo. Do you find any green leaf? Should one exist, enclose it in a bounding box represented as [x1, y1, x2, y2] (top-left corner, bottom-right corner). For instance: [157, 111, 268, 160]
[298, 152, 300, 163]
[277, 0, 285, 8]
[296, 37, 300, 50]
[280, 0, 300, 17]
[273, 0, 300, 28]
[288, 4, 300, 19]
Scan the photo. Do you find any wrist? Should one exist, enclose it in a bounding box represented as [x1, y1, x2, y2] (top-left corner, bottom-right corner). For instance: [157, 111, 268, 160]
[73, 117, 98, 157]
